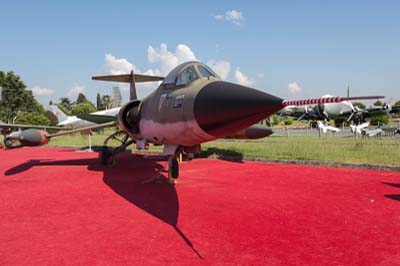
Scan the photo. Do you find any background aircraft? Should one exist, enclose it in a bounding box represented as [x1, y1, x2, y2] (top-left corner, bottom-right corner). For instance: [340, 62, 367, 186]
[317, 121, 340, 135]
[0, 122, 66, 149]
[47, 105, 121, 127]
[281, 94, 400, 124]
[4, 61, 384, 182]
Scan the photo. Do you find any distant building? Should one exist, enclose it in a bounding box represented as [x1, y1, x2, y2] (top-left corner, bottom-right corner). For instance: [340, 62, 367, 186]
[111, 86, 122, 108]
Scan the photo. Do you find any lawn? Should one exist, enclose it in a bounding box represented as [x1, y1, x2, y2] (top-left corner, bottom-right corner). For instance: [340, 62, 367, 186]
[47, 129, 400, 167]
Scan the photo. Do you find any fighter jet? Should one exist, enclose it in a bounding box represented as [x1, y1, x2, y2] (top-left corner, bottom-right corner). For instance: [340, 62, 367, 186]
[8, 61, 384, 182]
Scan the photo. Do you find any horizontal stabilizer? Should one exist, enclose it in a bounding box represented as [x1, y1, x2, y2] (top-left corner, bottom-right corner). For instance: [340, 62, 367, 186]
[77, 114, 118, 124]
[92, 74, 164, 83]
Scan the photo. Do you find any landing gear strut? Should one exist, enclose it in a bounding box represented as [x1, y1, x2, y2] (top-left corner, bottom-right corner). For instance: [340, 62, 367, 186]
[99, 130, 134, 165]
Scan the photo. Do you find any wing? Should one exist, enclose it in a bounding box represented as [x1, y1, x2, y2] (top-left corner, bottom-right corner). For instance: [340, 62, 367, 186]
[76, 114, 118, 124]
[48, 121, 118, 138]
[0, 123, 66, 131]
[283, 96, 384, 107]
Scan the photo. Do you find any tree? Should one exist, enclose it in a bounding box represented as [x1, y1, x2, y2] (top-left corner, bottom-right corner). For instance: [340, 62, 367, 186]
[102, 95, 112, 109]
[76, 93, 87, 105]
[395, 100, 400, 106]
[369, 115, 388, 126]
[14, 112, 51, 126]
[373, 100, 382, 107]
[352, 102, 366, 109]
[59, 97, 73, 112]
[56, 103, 71, 116]
[0, 71, 44, 123]
[96, 93, 104, 110]
[71, 101, 97, 116]
[49, 100, 53, 106]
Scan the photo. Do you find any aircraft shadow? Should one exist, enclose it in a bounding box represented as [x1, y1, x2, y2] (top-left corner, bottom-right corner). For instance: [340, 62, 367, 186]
[198, 147, 244, 163]
[382, 182, 400, 202]
[385, 194, 400, 201]
[4, 152, 202, 259]
[382, 182, 400, 188]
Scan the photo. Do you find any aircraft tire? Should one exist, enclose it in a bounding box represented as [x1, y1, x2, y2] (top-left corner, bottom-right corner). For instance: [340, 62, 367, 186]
[4, 138, 13, 149]
[169, 157, 179, 179]
[100, 146, 111, 165]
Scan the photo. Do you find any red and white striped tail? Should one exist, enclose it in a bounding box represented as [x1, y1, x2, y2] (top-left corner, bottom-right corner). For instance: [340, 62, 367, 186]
[282, 96, 384, 107]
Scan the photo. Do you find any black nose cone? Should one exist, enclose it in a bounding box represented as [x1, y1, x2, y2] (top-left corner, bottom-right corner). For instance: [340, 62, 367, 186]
[194, 81, 283, 138]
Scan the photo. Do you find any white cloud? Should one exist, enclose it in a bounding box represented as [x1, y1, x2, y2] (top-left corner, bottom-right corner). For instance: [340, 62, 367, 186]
[147, 43, 197, 75]
[207, 60, 231, 80]
[31, 86, 53, 97]
[288, 82, 302, 94]
[215, 10, 244, 25]
[234, 68, 255, 87]
[66, 83, 85, 98]
[104, 44, 260, 93]
[105, 53, 139, 75]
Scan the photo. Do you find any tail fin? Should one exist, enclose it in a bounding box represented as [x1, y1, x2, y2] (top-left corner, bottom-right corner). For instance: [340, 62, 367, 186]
[47, 105, 68, 123]
[92, 71, 165, 101]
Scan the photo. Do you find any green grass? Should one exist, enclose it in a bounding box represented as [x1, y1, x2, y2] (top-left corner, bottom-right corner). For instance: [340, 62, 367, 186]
[47, 130, 400, 167]
[201, 136, 400, 166]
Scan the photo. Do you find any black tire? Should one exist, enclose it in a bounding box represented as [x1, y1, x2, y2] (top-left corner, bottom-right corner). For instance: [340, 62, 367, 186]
[4, 138, 13, 149]
[100, 146, 111, 165]
[169, 157, 179, 179]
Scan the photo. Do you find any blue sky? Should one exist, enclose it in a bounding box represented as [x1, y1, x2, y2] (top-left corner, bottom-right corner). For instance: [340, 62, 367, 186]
[0, 0, 399, 105]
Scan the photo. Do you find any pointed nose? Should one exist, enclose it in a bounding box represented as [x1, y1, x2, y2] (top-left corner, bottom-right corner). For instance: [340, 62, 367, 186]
[194, 81, 284, 138]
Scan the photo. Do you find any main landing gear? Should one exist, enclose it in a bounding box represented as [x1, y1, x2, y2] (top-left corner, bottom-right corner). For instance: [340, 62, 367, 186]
[167, 155, 179, 184]
[98, 132, 187, 185]
[99, 130, 134, 166]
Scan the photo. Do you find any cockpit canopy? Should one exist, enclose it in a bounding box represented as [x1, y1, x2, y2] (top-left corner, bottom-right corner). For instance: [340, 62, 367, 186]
[161, 61, 220, 89]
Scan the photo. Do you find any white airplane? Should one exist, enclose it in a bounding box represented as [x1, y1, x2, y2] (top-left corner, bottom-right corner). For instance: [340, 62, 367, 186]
[317, 121, 340, 134]
[350, 122, 370, 135]
[47, 105, 120, 127]
[283, 94, 369, 123]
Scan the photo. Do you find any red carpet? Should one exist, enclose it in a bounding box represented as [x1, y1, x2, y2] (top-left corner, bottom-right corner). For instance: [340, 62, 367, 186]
[0, 147, 399, 266]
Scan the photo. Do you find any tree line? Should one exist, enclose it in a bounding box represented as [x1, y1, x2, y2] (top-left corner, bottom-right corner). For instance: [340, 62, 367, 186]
[0, 71, 112, 126]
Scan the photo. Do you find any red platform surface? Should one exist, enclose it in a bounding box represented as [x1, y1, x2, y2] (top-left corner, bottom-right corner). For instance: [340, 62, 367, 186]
[0, 147, 400, 266]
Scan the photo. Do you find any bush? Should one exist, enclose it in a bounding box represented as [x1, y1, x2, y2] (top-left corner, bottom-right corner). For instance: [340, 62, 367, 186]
[369, 115, 388, 126]
[284, 117, 294, 126]
[334, 117, 347, 127]
[71, 101, 97, 115]
[272, 115, 280, 126]
[14, 112, 51, 126]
